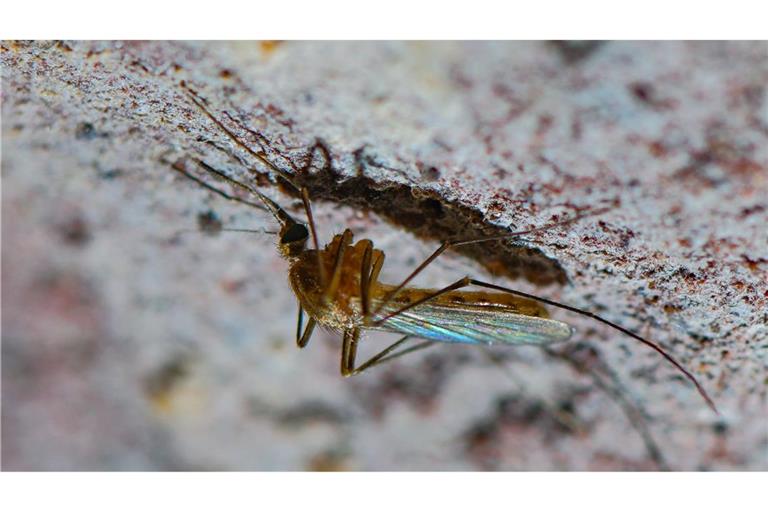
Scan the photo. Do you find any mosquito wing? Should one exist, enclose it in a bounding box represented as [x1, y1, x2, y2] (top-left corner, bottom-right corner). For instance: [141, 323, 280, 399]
[373, 301, 573, 346]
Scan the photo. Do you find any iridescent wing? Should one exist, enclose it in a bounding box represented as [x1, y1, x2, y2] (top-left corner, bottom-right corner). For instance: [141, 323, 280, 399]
[372, 301, 573, 346]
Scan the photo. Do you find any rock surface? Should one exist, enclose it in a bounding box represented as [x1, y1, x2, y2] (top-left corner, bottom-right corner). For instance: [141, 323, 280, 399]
[2, 41, 767, 470]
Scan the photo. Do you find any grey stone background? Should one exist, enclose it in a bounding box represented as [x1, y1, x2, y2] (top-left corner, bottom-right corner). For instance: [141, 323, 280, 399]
[2, 41, 766, 470]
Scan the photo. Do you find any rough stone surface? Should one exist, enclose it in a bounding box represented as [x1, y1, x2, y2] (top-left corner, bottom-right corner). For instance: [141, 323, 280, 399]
[2, 41, 767, 470]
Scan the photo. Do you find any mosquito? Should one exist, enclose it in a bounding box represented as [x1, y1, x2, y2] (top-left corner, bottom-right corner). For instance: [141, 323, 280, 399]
[173, 83, 717, 413]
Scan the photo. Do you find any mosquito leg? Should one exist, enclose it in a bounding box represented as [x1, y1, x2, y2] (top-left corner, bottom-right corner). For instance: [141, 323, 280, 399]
[361, 249, 385, 324]
[191, 160, 324, 287]
[350, 263, 468, 374]
[296, 307, 317, 349]
[357, 241, 426, 372]
[372, 211, 603, 317]
[183, 87, 317, 235]
[346, 336, 435, 376]
[371, 277, 472, 327]
[369, 249, 385, 286]
[340, 328, 361, 377]
[349, 338, 437, 376]
[181, 82, 300, 190]
[340, 330, 437, 376]
[367, 267, 716, 412]
[171, 160, 268, 212]
[324, 229, 353, 302]
[466, 278, 717, 413]
[371, 241, 450, 316]
[300, 186, 327, 287]
[359, 240, 374, 318]
[296, 306, 303, 344]
[192, 159, 300, 230]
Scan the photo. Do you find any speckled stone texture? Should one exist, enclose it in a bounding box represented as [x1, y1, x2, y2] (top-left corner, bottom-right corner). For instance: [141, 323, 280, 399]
[2, 41, 766, 470]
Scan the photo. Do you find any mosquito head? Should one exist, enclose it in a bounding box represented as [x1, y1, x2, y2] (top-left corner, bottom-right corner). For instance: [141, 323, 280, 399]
[278, 221, 309, 258]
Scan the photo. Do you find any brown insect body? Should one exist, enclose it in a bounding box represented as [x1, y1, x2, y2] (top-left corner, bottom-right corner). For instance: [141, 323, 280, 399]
[287, 233, 369, 331]
[288, 231, 551, 334]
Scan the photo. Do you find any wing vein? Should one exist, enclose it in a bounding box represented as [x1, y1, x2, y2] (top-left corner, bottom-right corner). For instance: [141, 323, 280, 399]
[372, 301, 573, 346]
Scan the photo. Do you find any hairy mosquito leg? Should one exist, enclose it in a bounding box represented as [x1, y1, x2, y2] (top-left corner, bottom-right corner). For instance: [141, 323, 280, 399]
[372, 277, 472, 327]
[181, 82, 300, 190]
[325, 229, 353, 302]
[369, 250, 385, 285]
[300, 187, 326, 287]
[340, 330, 437, 376]
[361, 249, 385, 324]
[365, 258, 715, 412]
[184, 88, 322, 249]
[343, 243, 443, 374]
[351, 339, 437, 376]
[467, 278, 717, 413]
[296, 308, 304, 345]
[171, 160, 268, 212]
[351, 335, 438, 375]
[371, 211, 605, 317]
[359, 240, 374, 318]
[296, 308, 316, 349]
[193, 159, 300, 230]
[185, 83, 329, 251]
[340, 328, 361, 377]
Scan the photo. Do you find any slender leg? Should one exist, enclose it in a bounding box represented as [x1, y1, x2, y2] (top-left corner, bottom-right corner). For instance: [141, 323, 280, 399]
[192, 159, 298, 229]
[324, 229, 353, 302]
[466, 278, 716, 413]
[372, 277, 471, 326]
[359, 240, 374, 318]
[345, 275, 472, 374]
[296, 307, 303, 344]
[339, 243, 443, 375]
[369, 249, 385, 286]
[341, 332, 437, 377]
[372, 211, 604, 316]
[295, 307, 316, 348]
[185, 84, 327, 265]
[361, 249, 386, 324]
[171, 160, 268, 213]
[351, 338, 437, 376]
[366, 266, 714, 412]
[189, 159, 328, 291]
[340, 328, 360, 376]
[300, 186, 326, 287]
[182, 83, 299, 189]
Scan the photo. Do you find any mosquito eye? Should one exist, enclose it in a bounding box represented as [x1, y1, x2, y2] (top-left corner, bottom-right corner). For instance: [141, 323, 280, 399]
[281, 224, 309, 244]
